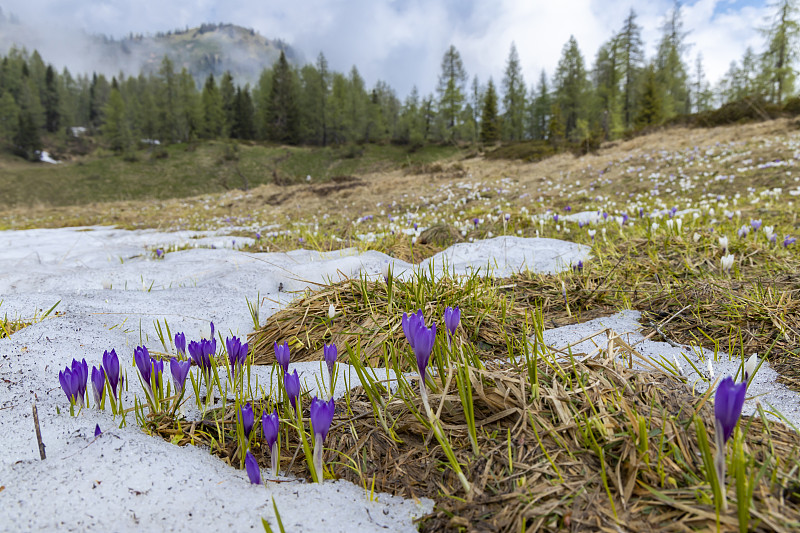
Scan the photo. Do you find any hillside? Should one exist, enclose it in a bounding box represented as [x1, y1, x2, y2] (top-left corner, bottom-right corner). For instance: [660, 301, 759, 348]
[100, 23, 303, 84]
[0, 11, 301, 85]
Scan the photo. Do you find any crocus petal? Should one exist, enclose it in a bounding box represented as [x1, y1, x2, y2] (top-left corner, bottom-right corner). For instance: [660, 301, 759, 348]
[102, 349, 120, 396]
[245, 451, 262, 485]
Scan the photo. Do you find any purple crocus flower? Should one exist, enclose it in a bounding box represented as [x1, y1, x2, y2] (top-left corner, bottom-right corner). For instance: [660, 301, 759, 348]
[255, 232, 261, 240]
[58, 365, 80, 405]
[404, 314, 436, 382]
[262, 409, 280, 449]
[444, 306, 460, 339]
[134, 345, 152, 387]
[91, 366, 105, 407]
[310, 396, 335, 442]
[156, 248, 163, 258]
[402, 310, 425, 349]
[572, 260, 584, 272]
[94, 424, 102, 437]
[170, 358, 191, 395]
[174, 333, 186, 357]
[71, 358, 88, 404]
[240, 402, 254, 439]
[784, 235, 796, 248]
[284, 370, 301, 412]
[226, 336, 249, 375]
[102, 349, 121, 397]
[564, 205, 571, 212]
[602, 212, 608, 220]
[188, 339, 214, 374]
[274, 341, 291, 373]
[323, 343, 337, 381]
[210, 322, 215, 339]
[472, 218, 479, 227]
[245, 451, 262, 485]
[553, 214, 559, 223]
[715, 376, 747, 444]
[751, 219, 762, 231]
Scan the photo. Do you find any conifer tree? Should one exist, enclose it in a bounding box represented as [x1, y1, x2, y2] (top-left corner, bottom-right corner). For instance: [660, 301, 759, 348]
[437, 45, 467, 140]
[480, 78, 500, 144]
[655, 1, 690, 117]
[501, 42, 526, 141]
[220, 71, 236, 137]
[103, 87, 130, 151]
[553, 35, 590, 141]
[528, 70, 550, 140]
[760, 0, 799, 104]
[617, 10, 645, 128]
[43, 64, 59, 133]
[635, 65, 663, 128]
[0, 90, 19, 142]
[266, 51, 299, 144]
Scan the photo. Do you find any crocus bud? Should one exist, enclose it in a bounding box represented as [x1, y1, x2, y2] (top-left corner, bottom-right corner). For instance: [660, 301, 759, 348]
[174, 333, 186, 356]
[444, 306, 460, 338]
[310, 396, 335, 442]
[328, 304, 336, 319]
[274, 341, 291, 373]
[715, 377, 747, 444]
[240, 402, 254, 439]
[102, 349, 121, 397]
[134, 346, 152, 391]
[262, 409, 280, 449]
[91, 366, 105, 407]
[323, 343, 337, 381]
[744, 354, 758, 383]
[170, 358, 191, 395]
[245, 451, 262, 485]
[284, 370, 301, 412]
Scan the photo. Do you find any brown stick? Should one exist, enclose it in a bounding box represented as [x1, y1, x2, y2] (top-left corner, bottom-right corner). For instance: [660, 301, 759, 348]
[32, 403, 46, 460]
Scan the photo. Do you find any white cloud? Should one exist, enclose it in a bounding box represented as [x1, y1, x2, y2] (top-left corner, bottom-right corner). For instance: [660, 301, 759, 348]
[0, 0, 775, 97]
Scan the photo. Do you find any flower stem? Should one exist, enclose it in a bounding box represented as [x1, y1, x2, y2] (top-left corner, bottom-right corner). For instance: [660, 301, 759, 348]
[270, 442, 279, 478]
[313, 433, 323, 483]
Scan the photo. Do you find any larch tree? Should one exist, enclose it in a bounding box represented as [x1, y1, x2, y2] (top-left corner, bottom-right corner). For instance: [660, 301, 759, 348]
[480, 78, 500, 144]
[760, 0, 799, 104]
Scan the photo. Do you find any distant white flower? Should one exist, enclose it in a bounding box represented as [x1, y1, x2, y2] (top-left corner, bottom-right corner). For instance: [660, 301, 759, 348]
[764, 226, 774, 242]
[719, 236, 729, 251]
[588, 229, 596, 238]
[672, 354, 684, 376]
[328, 304, 336, 319]
[666, 219, 674, 230]
[721, 253, 735, 273]
[706, 359, 714, 379]
[676, 218, 682, 233]
[651, 222, 659, 232]
[693, 232, 701, 243]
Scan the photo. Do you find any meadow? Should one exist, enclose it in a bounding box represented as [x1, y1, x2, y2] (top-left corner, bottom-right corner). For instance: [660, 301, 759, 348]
[2, 118, 800, 532]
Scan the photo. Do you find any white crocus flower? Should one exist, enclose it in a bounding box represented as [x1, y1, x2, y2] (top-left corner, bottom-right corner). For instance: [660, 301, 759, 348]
[328, 304, 336, 319]
[676, 218, 682, 233]
[651, 222, 659, 232]
[693, 232, 701, 243]
[719, 235, 729, 252]
[706, 359, 714, 379]
[721, 253, 735, 273]
[666, 219, 674, 230]
[764, 226, 774, 242]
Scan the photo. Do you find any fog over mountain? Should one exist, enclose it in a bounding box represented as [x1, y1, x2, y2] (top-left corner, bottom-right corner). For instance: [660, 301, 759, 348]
[0, 10, 301, 86]
[0, 1, 772, 97]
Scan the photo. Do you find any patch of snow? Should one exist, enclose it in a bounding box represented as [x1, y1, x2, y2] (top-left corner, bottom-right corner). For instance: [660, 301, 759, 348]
[0, 227, 588, 532]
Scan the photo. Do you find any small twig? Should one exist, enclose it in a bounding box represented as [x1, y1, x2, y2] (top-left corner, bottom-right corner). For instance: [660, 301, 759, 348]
[32, 403, 46, 460]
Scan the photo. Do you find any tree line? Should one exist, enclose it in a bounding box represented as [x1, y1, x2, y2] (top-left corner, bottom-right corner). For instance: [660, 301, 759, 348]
[0, 0, 798, 161]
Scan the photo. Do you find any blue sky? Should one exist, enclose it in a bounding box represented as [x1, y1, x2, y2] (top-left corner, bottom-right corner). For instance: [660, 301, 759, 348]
[1, 0, 775, 97]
